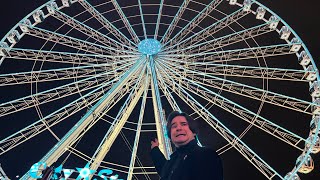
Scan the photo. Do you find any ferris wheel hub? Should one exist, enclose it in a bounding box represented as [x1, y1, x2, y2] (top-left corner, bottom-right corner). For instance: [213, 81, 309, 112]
[138, 39, 162, 55]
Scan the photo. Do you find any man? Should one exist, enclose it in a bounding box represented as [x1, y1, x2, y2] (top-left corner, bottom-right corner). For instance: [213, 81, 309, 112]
[150, 111, 223, 180]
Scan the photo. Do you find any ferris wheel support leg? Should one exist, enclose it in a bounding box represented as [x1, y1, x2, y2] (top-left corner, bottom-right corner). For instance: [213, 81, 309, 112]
[149, 56, 172, 159]
[127, 76, 149, 180]
[20, 58, 145, 180]
[89, 82, 146, 172]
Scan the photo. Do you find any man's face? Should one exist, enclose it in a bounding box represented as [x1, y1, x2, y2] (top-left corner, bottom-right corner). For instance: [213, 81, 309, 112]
[170, 116, 195, 147]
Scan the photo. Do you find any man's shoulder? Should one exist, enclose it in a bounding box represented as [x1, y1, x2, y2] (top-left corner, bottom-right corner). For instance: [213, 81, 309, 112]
[195, 146, 217, 154]
[184, 146, 221, 169]
[192, 146, 220, 159]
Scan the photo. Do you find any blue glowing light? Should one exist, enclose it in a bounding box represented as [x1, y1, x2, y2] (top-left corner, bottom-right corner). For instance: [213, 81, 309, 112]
[138, 39, 162, 55]
[29, 162, 123, 180]
[76, 163, 96, 180]
[29, 162, 47, 179]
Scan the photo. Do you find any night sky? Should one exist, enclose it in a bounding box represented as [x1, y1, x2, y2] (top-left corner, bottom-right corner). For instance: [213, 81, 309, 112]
[0, 0, 320, 180]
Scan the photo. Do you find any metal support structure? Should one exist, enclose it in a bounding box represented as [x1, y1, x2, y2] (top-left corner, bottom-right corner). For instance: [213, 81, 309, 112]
[51, 8, 134, 51]
[0, 0, 318, 179]
[89, 63, 147, 172]
[26, 27, 135, 55]
[78, 0, 136, 47]
[149, 56, 172, 159]
[161, 0, 191, 44]
[160, 56, 309, 81]
[157, 72, 181, 112]
[127, 74, 149, 180]
[111, 0, 140, 44]
[164, 0, 224, 46]
[154, 0, 164, 39]
[173, 61, 310, 82]
[0, 62, 134, 118]
[156, 63, 283, 179]
[162, 42, 292, 62]
[158, 60, 307, 151]
[161, 60, 316, 114]
[2, 48, 137, 65]
[164, 23, 272, 55]
[163, 7, 250, 51]
[0, 61, 132, 86]
[0, 164, 9, 180]
[89, 80, 145, 171]
[20, 58, 144, 180]
[138, 0, 147, 39]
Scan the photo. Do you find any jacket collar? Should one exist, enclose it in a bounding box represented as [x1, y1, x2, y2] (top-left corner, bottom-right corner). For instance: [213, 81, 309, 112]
[170, 139, 198, 158]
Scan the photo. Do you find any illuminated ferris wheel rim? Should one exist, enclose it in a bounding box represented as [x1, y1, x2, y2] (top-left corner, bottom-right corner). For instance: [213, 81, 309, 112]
[0, 0, 317, 64]
[0, 0, 319, 179]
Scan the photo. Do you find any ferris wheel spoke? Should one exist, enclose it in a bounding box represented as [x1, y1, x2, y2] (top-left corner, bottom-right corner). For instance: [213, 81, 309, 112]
[180, 80, 306, 151]
[154, 0, 164, 39]
[155, 63, 283, 179]
[0, 87, 107, 156]
[196, 74, 313, 114]
[160, 43, 294, 62]
[163, 0, 224, 47]
[51, 8, 136, 51]
[160, 0, 191, 44]
[0, 62, 132, 86]
[89, 64, 147, 171]
[161, 59, 314, 114]
[2, 48, 137, 65]
[158, 60, 307, 150]
[163, 22, 272, 55]
[26, 27, 134, 55]
[188, 62, 316, 82]
[161, 57, 310, 82]
[0, 75, 111, 117]
[189, 64, 309, 82]
[78, 0, 136, 47]
[0, 62, 133, 117]
[157, 70, 181, 112]
[138, 0, 147, 39]
[163, 7, 250, 52]
[110, 0, 140, 44]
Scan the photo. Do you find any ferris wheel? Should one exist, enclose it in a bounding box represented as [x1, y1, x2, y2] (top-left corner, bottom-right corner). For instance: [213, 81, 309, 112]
[0, 0, 319, 179]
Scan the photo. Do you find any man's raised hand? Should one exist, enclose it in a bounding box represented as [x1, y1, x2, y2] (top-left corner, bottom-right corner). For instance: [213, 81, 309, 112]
[151, 138, 159, 149]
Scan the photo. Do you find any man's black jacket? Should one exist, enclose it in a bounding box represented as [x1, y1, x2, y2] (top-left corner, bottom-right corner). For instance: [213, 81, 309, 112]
[150, 140, 223, 180]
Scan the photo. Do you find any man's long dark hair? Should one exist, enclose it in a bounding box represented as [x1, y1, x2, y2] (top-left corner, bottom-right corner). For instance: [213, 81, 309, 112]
[166, 111, 199, 139]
